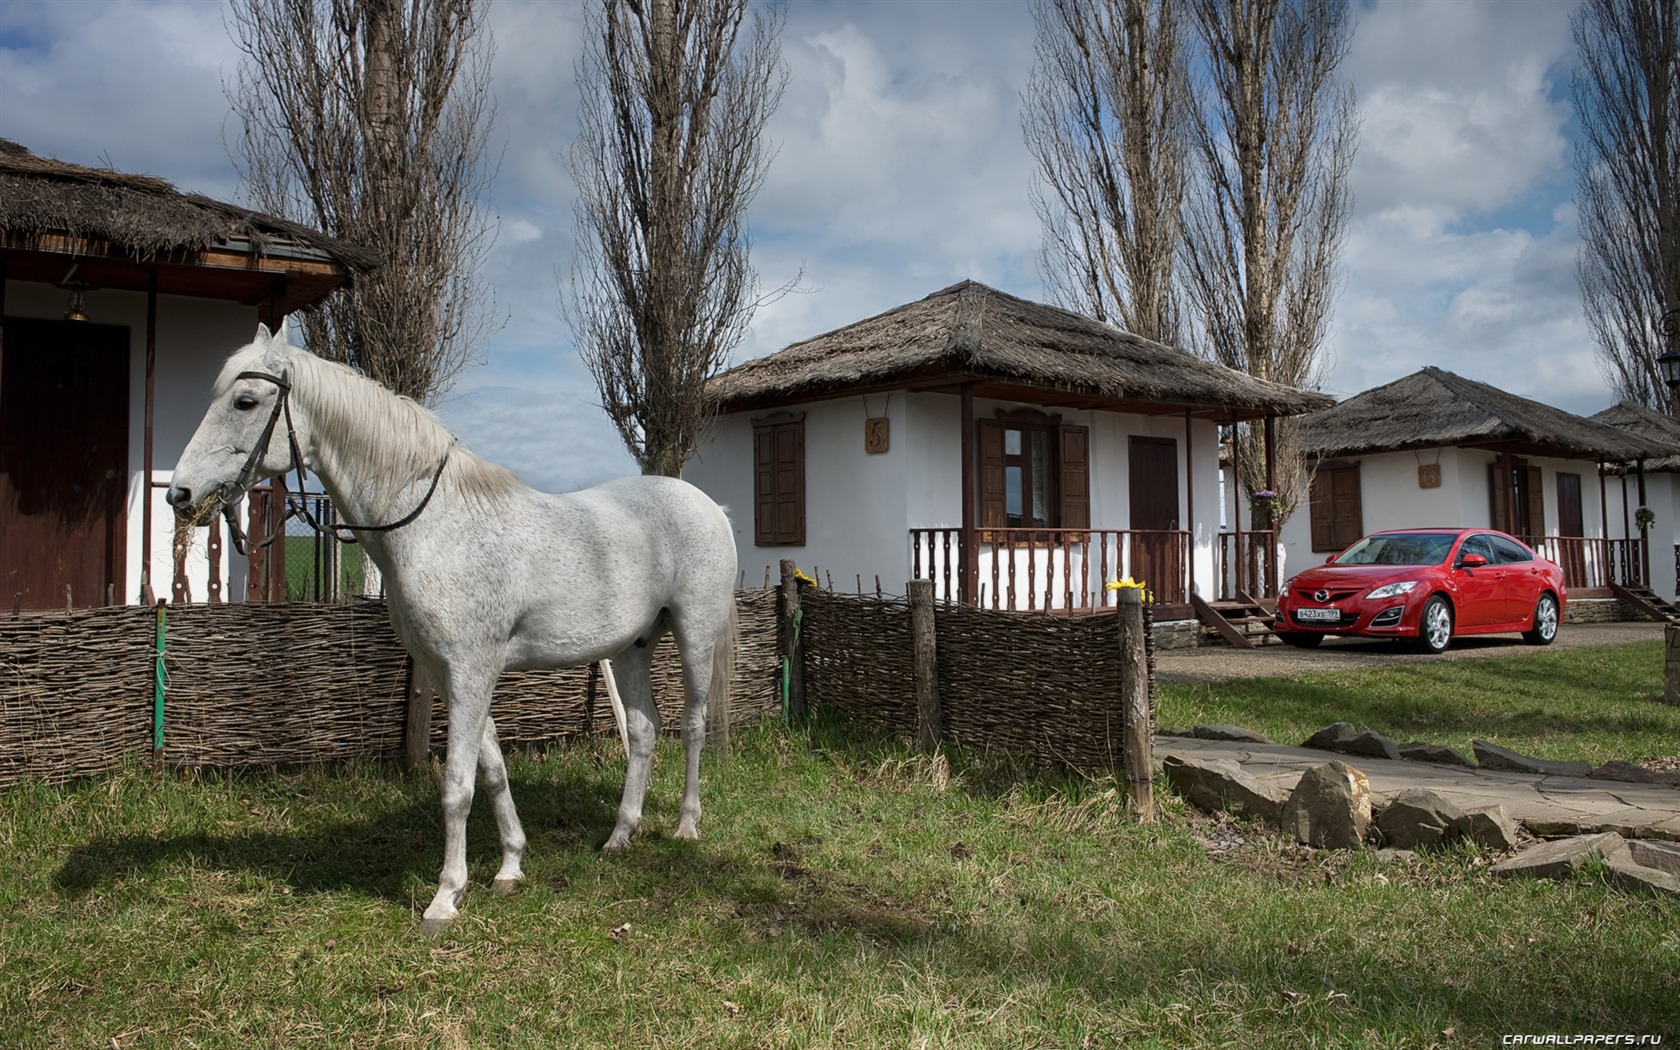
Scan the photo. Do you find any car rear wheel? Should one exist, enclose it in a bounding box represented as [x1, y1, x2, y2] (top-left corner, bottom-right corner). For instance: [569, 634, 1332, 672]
[1523, 593, 1559, 645]
[1415, 596, 1453, 654]
[1280, 633, 1323, 649]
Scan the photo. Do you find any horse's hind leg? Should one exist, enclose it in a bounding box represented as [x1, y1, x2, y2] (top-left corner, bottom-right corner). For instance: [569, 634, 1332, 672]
[603, 643, 660, 851]
[672, 632, 716, 841]
[478, 715, 527, 894]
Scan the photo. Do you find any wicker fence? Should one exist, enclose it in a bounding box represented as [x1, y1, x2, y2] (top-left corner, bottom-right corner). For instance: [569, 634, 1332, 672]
[796, 583, 1154, 776]
[0, 591, 779, 787]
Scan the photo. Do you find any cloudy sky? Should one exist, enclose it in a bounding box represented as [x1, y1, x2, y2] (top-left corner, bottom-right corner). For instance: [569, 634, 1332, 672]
[0, 0, 1597, 493]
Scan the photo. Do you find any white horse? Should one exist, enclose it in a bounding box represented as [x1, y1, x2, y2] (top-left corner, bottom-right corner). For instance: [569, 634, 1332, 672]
[167, 324, 738, 934]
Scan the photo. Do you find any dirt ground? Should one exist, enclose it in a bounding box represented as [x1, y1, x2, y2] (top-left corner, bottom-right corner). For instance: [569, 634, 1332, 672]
[1153, 620, 1670, 684]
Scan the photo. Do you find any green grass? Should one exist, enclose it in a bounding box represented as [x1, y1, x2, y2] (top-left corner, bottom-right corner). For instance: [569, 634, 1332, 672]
[1159, 640, 1680, 765]
[2, 645, 1677, 1046]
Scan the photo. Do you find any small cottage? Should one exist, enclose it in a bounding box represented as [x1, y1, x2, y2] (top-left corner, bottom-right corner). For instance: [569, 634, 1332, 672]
[1281, 367, 1680, 610]
[685, 280, 1332, 623]
[0, 139, 369, 609]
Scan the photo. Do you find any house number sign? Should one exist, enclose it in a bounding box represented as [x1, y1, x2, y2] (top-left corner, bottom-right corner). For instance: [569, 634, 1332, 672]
[1418, 464, 1441, 489]
[865, 416, 890, 454]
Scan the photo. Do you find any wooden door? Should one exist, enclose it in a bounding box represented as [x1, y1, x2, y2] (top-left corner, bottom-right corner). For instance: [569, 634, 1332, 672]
[0, 318, 129, 609]
[1555, 472, 1586, 587]
[1128, 437, 1180, 598]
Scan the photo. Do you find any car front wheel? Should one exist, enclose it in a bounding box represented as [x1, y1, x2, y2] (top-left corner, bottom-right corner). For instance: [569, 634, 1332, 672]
[1523, 593, 1559, 646]
[1415, 596, 1453, 654]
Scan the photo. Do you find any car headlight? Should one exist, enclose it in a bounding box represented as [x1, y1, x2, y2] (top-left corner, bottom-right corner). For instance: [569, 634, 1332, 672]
[1366, 581, 1418, 600]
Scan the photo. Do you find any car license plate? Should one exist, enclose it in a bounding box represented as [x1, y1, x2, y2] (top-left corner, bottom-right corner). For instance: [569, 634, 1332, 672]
[1295, 607, 1340, 622]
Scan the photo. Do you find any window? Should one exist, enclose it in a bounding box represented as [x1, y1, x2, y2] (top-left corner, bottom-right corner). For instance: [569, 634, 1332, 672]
[1488, 534, 1535, 565]
[977, 410, 1088, 531]
[1488, 458, 1544, 537]
[1308, 461, 1363, 552]
[752, 413, 804, 546]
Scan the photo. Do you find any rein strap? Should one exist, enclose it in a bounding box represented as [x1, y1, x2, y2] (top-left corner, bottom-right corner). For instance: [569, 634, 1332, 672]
[220, 369, 452, 555]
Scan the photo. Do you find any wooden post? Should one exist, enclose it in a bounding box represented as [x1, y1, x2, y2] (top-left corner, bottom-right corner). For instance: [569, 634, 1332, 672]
[1116, 588, 1154, 821]
[908, 579, 942, 752]
[404, 659, 437, 774]
[779, 559, 805, 719]
[1667, 624, 1680, 707]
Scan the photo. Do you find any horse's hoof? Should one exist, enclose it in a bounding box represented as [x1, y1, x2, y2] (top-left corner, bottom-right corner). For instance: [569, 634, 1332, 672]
[420, 916, 454, 938]
[491, 878, 520, 896]
[672, 823, 700, 841]
[602, 831, 633, 852]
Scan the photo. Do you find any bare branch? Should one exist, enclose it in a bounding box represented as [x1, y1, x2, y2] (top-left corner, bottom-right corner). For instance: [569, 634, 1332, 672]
[226, 0, 499, 404]
[565, 0, 788, 477]
[1573, 0, 1680, 411]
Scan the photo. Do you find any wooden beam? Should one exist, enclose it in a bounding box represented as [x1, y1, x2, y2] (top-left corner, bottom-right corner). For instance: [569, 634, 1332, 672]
[960, 383, 975, 605]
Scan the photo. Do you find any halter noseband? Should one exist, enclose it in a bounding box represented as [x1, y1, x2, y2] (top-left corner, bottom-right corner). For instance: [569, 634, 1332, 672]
[221, 368, 452, 555]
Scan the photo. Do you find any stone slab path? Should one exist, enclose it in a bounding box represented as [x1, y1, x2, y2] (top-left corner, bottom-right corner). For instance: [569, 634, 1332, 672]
[1154, 735, 1680, 842]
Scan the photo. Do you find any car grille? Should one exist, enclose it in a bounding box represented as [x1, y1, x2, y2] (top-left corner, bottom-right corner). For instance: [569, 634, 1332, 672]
[1293, 587, 1360, 603]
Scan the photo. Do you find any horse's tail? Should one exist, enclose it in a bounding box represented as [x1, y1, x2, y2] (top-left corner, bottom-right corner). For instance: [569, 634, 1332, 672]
[707, 598, 739, 743]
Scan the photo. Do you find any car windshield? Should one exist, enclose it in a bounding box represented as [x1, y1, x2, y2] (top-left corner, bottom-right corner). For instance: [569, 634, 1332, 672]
[1333, 532, 1456, 566]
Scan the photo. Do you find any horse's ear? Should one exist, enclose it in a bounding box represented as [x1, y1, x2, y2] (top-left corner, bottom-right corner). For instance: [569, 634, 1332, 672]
[254, 322, 273, 344]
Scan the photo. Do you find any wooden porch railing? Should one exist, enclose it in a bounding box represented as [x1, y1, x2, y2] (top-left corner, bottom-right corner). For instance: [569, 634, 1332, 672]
[908, 528, 1190, 611]
[1521, 535, 1645, 595]
[1216, 530, 1279, 600]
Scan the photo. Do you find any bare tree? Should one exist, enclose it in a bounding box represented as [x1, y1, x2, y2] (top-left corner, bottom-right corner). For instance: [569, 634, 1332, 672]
[566, 0, 788, 478]
[1022, 0, 1192, 344]
[1181, 0, 1356, 518]
[1574, 0, 1680, 411]
[228, 0, 497, 403]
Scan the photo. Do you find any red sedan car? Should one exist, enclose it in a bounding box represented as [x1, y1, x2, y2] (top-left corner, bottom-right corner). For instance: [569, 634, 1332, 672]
[1272, 528, 1566, 653]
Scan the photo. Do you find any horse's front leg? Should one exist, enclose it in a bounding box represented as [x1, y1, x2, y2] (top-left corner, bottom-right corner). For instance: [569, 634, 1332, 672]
[421, 659, 498, 936]
[479, 715, 527, 894]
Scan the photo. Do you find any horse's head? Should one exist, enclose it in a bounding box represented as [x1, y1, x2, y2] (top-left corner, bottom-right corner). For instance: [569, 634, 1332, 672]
[166, 323, 302, 523]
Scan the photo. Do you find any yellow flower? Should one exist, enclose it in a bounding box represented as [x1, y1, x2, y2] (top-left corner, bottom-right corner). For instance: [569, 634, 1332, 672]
[794, 568, 817, 586]
[1105, 577, 1147, 591]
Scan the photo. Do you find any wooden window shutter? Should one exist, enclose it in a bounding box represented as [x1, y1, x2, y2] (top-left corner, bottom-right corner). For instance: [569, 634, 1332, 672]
[1309, 472, 1334, 551]
[1058, 424, 1090, 530]
[1525, 465, 1544, 537]
[752, 414, 805, 546]
[977, 419, 1005, 529]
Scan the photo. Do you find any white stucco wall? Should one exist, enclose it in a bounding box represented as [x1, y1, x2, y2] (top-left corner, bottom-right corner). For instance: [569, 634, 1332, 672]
[684, 391, 1224, 604]
[1278, 447, 1624, 588]
[1607, 469, 1680, 601]
[6, 280, 261, 604]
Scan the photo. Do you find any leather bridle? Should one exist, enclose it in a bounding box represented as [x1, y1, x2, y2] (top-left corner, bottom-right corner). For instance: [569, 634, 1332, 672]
[219, 369, 451, 555]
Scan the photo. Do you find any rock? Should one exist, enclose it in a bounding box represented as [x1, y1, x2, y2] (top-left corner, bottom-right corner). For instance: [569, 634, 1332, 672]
[1588, 760, 1658, 783]
[1457, 805, 1520, 851]
[1472, 740, 1592, 777]
[1338, 730, 1402, 762]
[1490, 832, 1629, 880]
[1399, 741, 1475, 767]
[1626, 839, 1680, 878]
[1303, 722, 1357, 751]
[1603, 849, 1680, 897]
[1192, 724, 1274, 744]
[1280, 760, 1371, 849]
[1376, 788, 1467, 850]
[1162, 754, 1289, 826]
[1303, 722, 1401, 761]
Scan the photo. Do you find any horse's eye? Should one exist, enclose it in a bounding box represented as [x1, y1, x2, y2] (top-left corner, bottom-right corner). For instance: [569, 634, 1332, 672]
[233, 394, 260, 411]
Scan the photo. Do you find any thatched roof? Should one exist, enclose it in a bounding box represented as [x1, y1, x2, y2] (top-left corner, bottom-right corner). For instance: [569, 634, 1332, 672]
[1589, 400, 1680, 472]
[709, 280, 1335, 420]
[1298, 366, 1676, 462]
[0, 138, 372, 315]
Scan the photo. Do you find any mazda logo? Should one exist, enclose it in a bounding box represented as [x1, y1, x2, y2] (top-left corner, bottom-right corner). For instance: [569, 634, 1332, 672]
[1314, 589, 1330, 603]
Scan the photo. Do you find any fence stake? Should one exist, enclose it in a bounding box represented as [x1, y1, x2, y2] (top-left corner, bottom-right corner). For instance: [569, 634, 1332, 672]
[908, 579, 942, 753]
[404, 659, 436, 774]
[152, 600, 167, 773]
[1116, 588, 1154, 821]
[779, 559, 805, 720]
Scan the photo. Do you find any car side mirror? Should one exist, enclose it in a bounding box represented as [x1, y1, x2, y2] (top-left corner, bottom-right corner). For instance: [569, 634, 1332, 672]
[1460, 552, 1488, 569]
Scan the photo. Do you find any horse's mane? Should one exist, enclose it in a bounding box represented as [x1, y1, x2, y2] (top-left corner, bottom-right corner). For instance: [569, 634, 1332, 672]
[217, 339, 522, 504]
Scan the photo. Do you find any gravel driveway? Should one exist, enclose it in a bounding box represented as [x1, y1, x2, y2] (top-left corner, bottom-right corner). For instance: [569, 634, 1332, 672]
[1154, 620, 1669, 684]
